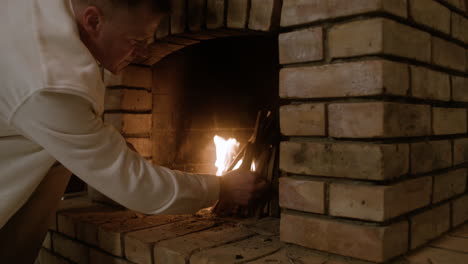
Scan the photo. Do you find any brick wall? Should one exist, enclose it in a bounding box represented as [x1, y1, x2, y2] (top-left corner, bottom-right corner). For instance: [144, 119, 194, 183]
[279, 0, 468, 263]
[42, 198, 397, 264]
[73, 0, 468, 263]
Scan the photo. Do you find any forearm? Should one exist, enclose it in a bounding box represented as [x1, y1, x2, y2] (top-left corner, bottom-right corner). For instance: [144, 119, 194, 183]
[11, 91, 219, 214]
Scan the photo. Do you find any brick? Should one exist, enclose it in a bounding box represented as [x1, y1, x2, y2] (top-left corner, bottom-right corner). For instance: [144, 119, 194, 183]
[52, 233, 89, 264]
[104, 65, 152, 90]
[444, 0, 467, 10]
[432, 37, 466, 72]
[43, 232, 52, 250]
[431, 236, 468, 254]
[409, 0, 451, 34]
[190, 236, 283, 264]
[452, 12, 468, 43]
[279, 177, 325, 214]
[410, 66, 450, 101]
[406, 247, 468, 263]
[329, 18, 431, 62]
[411, 203, 450, 248]
[188, 0, 205, 32]
[280, 60, 409, 99]
[251, 246, 379, 264]
[89, 249, 131, 264]
[452, 194, 468, 226]
[280, 0, 407, 27]
[247, 245, 329, 264]
[451, 222, 468, 237]
[329, 102, 431, 138]
[239, 217, 280, 236]
[433, 169, 467, 203]
[57, 206, 111, 238]
[410, 140, 452, 174]
[433, 107, 467, 135]
[122, 114, 152, 135]
[454, 138, 468, 165]
[98, 215, 188, 256]
[54, 198, 99, 231]
[253, 247, 378, 264]
[37, 249, 71, 264]
[124, 219, 216, 264]
[170, 0, 187, 34]
[452, 76, 468, 102]
[280, 212, 408, 262]
[279, 27, 323, 64]
[227, 0, 249, 28]
[330, 177, 432, 221]
[280, 104, 326, 136]
[280, 141, 409, 180]
[75, 211, 138, 246]
[121, 90, 152, 111]
[126, 138, 152, 157]
[154, 226, 255, 264]
[206, 0, 225, 29]
[105, 89, 152, 111]
[248, 0, 281, 31]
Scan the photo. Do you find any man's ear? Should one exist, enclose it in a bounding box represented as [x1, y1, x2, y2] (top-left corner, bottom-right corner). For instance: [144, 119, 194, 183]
[82, 6, 104, 37]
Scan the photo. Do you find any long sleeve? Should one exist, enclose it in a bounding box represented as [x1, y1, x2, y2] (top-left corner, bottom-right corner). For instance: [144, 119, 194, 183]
[11, 91, 220, 215]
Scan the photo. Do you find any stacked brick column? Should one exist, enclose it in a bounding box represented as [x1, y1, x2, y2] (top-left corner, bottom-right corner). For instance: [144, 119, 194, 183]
[278, 0, 468, 263]
[103, 65, 154, 161]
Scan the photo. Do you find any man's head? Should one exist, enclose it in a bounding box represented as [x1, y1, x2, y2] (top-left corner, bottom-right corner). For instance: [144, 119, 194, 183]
[72, 0, 170, 74]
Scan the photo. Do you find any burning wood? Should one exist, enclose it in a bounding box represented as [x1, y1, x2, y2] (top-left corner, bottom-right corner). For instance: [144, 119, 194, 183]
[212, 110, 279, 218]
[213, 136, 240, 176]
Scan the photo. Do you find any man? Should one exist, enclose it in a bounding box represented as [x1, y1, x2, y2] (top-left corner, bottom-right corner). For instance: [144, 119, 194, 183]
[0, 0, 264, 262]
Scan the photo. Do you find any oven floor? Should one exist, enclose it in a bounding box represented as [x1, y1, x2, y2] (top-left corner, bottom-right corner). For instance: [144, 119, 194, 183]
[36, 196, 468, 264]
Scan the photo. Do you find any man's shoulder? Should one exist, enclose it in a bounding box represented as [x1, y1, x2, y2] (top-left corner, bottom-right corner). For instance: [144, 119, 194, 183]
[0, 0, 105, 122]
[35, 0, 105, 114]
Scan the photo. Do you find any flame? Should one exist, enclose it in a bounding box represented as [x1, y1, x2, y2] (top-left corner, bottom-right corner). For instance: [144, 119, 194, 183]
[231, 160, 255, 171]
[233, 160, 242, 170]
[213, 135, 240, 176]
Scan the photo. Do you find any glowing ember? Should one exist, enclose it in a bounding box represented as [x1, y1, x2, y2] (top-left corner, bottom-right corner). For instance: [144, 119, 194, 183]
[213, 135, 240, 176]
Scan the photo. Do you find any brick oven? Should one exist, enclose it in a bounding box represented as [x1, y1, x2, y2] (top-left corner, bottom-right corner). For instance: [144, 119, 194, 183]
[38, 0, 468, 263]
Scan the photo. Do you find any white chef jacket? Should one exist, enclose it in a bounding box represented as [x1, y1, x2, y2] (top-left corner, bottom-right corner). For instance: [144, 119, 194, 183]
[0, 0, 219, 228]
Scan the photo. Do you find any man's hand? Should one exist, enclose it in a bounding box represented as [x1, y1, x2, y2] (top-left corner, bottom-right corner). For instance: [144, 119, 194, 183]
[214, 169, 267, 216]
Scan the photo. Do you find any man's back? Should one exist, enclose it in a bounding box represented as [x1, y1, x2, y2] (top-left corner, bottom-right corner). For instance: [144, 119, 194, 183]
[0, 0, 105, 228]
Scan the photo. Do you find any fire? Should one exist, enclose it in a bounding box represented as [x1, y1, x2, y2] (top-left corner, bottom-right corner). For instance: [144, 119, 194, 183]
[213, 135, 240, 176]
